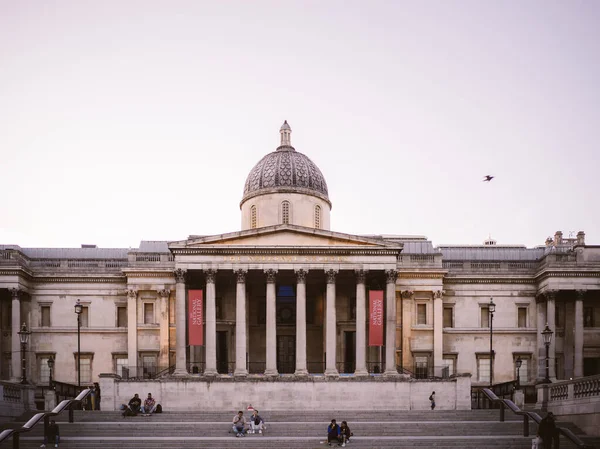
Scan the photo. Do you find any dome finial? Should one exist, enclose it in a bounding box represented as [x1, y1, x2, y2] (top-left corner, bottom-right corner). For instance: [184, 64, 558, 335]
[280, 120, 291, 146]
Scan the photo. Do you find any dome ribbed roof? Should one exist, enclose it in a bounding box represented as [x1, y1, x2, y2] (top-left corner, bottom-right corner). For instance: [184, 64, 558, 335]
[241, 122, 330, 205]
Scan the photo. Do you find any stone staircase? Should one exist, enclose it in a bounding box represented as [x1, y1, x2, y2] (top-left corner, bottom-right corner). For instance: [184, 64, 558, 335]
[1, 409, 598, 448]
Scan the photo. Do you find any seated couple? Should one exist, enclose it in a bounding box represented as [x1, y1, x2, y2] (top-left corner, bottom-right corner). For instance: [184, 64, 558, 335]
[232, 410, 265, 436]
[121, 393, 160, 417]
[327, 419, 352, 447]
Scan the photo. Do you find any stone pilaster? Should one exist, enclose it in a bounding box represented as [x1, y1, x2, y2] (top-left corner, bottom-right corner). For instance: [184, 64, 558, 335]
[157, 289, 170, 369]
[325, 269, 339, 377]
[433, 290, 444, 377]
[354, 270, 368, 377]
[126, 289, 138, 378]
[234, 269, 248, 377]
[204, 269, 218, 376]
[546, 290, 557, 380]
[173, 269, 188, 376]
[536, 294, 547, 381]
[294, 269, 308, 376]
[264, 269, 278, 376]
[384, 270, 398, 376]
[10, 288, 21, 382]
[401, 290, 414, 370]
[574, 290, 585, 378]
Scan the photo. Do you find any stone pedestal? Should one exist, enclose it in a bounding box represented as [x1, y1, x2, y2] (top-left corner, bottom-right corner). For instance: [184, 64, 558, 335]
[513, 389, 524, 408]
[44, 389, 57, 411]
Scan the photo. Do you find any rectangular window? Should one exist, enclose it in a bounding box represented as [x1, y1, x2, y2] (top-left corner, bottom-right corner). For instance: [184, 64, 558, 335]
[78, 358, 92, 384]
[115, 357, 128, 377]
[414, 355, 429, 379]
[144, 303, 154, 324]
[518, 307, 527, 328]
[478, 357, 490, 383]
[41, 306, 51, 327]
[417, 304, 427, 325]
[480, 307, 490, 328]
[515, 357, 529, 383]
[39, 356, 51, 384]
[584, 307, 595, 327]
[117, 306, 127, 328]
[443, 307, 453, 328]
[442, 356, 456, 377]
[142, 354, 157, 378]
[80, 306, 89, 327]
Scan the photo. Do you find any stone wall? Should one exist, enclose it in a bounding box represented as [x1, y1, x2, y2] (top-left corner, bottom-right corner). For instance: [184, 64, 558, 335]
[99, 374, 471, 411]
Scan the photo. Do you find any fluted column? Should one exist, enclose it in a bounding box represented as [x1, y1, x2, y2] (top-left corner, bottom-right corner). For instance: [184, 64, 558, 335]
[433, 290, 444, 377]
[234, 269, 248, 377]
[384, 270, 399, 376]
[295, 269, 308, 376]
[204, 269, 218, 376]
[401, 290, 414, 369]
[264, 269, 278, 376]
[325, 269, 339, 377]
[354, 270, 368, 376]
[10, 288, 21, 382]
[157, 289, 170, 369]
[173, 269, 188, 376]
[574, 290, 585, 378]
[546, 290, 557, 380]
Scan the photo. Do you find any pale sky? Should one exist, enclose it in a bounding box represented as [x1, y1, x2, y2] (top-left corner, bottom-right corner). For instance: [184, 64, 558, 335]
[1, 0, 598, 249]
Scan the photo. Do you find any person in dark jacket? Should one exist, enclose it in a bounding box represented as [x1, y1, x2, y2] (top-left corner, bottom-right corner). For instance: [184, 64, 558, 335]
[93, 382, 101, 410]
[40, 420, 59, 447]
[537, 412, 558, 449]
[340, 421, 352, 447]
[122, 393, 142, 417]
[327, 419, 341, 446]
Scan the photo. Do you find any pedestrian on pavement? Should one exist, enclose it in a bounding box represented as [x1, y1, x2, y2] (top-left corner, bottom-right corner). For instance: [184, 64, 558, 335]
[429, 391, 436, 410]
[537, 412, 558, 449]
[40, 420, 59, 448]
[93, 382, 101, 410]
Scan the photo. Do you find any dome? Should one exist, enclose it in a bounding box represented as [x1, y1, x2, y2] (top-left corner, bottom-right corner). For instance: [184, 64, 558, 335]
[241, 121, 330, 206]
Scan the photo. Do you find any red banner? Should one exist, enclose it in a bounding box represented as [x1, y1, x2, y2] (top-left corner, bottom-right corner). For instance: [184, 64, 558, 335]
[369, 290, 384, 347]
[188, 290, 204, 346]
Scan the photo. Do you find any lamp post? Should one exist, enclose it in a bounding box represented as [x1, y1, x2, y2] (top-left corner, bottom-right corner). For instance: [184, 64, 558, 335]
[489, 298, 495, 388]
[47, 356, 55, 389]
[17, 323, 30, 384]
[515, 356, 522, 390]
[542, 323, 553, 383]
[74, 299, 83, 388]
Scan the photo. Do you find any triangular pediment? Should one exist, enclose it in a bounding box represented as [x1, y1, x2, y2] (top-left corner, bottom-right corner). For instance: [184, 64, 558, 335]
[172, 225, 394, 249]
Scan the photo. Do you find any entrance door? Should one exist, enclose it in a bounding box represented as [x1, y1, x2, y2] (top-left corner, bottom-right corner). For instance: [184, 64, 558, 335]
[277, 335, 295, 374]
[216, 331, 229, 374]
[344, 331, 356, 374]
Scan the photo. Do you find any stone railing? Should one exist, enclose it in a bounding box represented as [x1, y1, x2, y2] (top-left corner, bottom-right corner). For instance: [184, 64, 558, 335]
[29, 259, 129, 272]
[538, 375, 600, 436]
[0, 250, 30, 267]
[0, 381, 36, 417]
[442, 261, 539, 272]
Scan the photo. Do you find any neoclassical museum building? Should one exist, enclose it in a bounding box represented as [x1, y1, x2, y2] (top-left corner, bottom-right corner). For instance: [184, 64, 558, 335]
[1, 122, 599, 397]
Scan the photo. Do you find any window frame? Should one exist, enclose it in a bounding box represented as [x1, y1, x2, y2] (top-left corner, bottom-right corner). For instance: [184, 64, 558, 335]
[443, 305, 454, 328]
[314, 205, 321, 229]
[480, 305, 490, 328]
[513, 353, 531, 385]
[143, 301, 155, 325]
[517, 304, 528, 328]
[79, 304, 90, 328]
[112, 353, 129, 378]
[116, 304, 127, 328]
[73, 352, 94, 384]
[476, 354, 492, 384]
[442, 354, 457, 378]
[36, 352, 56, 385]
[281, 200, 291, 224]
[251, 205, 257, 229]
[40, 303, 51, 328]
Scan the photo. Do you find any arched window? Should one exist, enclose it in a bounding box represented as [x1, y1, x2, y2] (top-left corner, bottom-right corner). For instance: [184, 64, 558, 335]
[282, 201, 290, 224]
[251, 205, 257, 229]
[314, 205, 321, 229]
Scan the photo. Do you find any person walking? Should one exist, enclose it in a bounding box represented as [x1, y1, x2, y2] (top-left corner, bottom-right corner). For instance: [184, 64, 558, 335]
[93, 382, 101, 410]
[429, 391, 436, 410]
[40, 420, 60, 448]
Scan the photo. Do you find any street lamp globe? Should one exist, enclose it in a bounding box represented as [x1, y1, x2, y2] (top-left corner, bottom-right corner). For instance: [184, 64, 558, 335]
[74, 299, 83, 315]
[47, 356, 55, 371]
[542, 323, 553, 346]
[489, 298, 496, 313]
[18, 323, 30, 344]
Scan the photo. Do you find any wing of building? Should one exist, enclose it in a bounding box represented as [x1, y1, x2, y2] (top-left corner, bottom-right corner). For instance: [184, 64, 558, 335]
[1, 122, 599, 404]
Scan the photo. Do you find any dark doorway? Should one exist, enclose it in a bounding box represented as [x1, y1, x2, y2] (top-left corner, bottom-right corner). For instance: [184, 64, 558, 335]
[584, 357, 600, 376]
[217, 331, 229, 374]
[277, 335, 295, 373]
[344, 331, 356, 374]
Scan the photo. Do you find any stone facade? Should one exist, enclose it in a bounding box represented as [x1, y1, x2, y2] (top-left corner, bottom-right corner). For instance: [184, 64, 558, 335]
[0, 124, 599, 401]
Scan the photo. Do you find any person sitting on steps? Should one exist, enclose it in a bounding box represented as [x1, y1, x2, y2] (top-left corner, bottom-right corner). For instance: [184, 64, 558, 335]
[340, 421, 353, 447]
[40, 420, 59, 448]
[141, 392, 157, 416]
[327, 419, 342, 446]
[232, 410, 247, 437]
[122, 393, 142, 417]
[250, 409, 265, 434]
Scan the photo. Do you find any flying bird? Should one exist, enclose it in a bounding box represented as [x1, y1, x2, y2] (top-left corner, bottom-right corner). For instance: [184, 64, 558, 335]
[483, 175, 494, 182]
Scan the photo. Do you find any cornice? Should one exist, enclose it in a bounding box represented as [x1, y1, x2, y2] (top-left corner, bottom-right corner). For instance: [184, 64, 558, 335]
[126, 272, 177, 279]
[0, 268, 33, 280]
[172, 248, 400, 256]
[33, 276, 127, 284]
[444, 277, 536, 284]
[122, 269, 176, 278]
[536, 271, 600, 281]
[398, 273, 445, 279]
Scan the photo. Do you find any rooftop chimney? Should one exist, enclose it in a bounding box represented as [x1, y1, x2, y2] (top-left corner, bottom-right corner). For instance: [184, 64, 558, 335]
[81, 244, 97, 248]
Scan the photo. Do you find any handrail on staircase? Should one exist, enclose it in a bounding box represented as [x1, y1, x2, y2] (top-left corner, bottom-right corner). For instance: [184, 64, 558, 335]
[0, 387, 92, 449]
[480, 388, 594, 449]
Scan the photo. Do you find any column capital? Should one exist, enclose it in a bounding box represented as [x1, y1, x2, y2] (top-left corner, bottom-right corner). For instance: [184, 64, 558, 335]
[205, 269, 217, 284]
[295, 268, 308, 284]
[264, 269, 278, 284]
[325, 269, 338, 284]
[174, 268, 187, 283]
[401, 290, 414, 299]
[545, 290, 558, 301]
[157, 289, 170, 298]
[127, 289, 138, 299]
[9, 288, 21, 299]
[235, 269, 247, 283]
[385, 269, 398, 284]
[355, 269, 368, 285]
[576, 289, 586, 300]
[433, 290, 444, 300]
